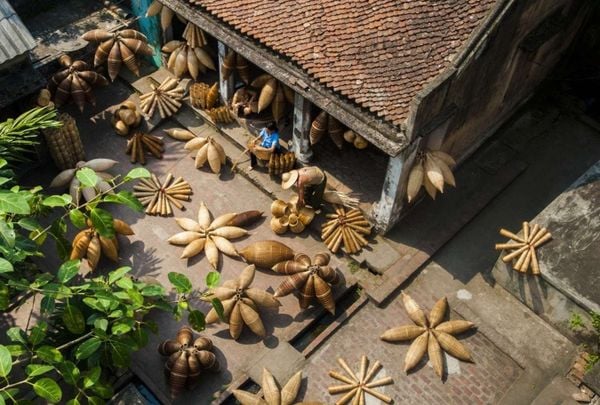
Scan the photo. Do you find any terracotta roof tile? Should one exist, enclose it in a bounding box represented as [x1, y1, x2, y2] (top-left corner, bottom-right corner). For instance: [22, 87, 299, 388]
[187, 0, 496, 127]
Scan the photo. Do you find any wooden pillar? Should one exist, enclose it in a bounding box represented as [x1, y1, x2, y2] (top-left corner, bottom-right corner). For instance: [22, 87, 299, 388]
[291, 92, 313, 163]
[218, 41, 235, 104]
[129, 0, 163, 67]
[372, 143, 419, 233]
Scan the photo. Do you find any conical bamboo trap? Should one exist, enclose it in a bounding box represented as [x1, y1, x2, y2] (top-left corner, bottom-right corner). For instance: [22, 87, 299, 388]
[82, 28, 153, 81]
[221, 50, 251, 84]
[328, 356, 394, 404]
[233, 368, 303, 405]
[227, 210, 264, 228]
[49, 159, 118, 204]
[132, 172, 192, 216]
[162, 38, 215, 81]
[158, 326, 219, 398]
[495, 222, 552, 275]
[270, 199, 314, 235]
[126, 131, 164, 164]
[49, 55, 108, 111]
[139, 77, 184, 120]
[321, 206, 371, 254]
[249, 73, 294, 121]
[272, 252, 339, 314]
[183, 135, 227, 174]
[380, 293, 475, 378]
[268, 152, 296, 176]
[205, 264, 280, 339]
[238, 240, 295, 269]
[407, 149, 456, 202]
[111, 100, 143, 136]
[207, 106, 235, 124]
[190, 82, 218, 110]
[42, 113, 85, 170]
[168, 201, 251, 269]
[310, 111, 346, 150]
[70, 218, 134, 270]
[146, 0, 179, 32]
[341, 130, 369, 150]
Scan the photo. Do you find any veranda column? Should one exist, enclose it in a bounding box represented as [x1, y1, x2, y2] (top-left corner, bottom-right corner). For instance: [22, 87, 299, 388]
[291, 92, 313, 163]
[217, 41, 234, 104]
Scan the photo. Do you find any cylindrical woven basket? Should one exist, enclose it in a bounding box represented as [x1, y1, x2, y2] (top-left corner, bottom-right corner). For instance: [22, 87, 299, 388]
[42, 113, 85, 170]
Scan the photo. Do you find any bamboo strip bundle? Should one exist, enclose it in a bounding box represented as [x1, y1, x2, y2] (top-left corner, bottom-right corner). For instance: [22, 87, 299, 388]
[42, 113, 85, 170]
[132, 172, 192, 216]
[139, 78, 184, 120]
[328, 356, 393, 404]
[321, 205, 371, 254]
[126, 132, 164, 164]
[495, 221, 552, 275]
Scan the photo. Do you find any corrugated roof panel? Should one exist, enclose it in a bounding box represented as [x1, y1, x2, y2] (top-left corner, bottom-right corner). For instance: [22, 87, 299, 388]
[0, 0, 36, 65]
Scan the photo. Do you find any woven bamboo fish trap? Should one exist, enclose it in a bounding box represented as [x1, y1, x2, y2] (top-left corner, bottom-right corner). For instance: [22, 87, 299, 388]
[42, 113, 85, 170]
[268, 152, 295, 175]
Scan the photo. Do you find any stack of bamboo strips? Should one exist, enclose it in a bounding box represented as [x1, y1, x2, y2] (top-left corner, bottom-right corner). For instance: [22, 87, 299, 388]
[321, 205, 371, 254]
[495, 222, 552, 275]
[42, 113, 85, 170]
[140, 78, 184, 120]
[328, 356, 393, 404]
[126, 132, 164, 164]
[133, 173, 192, 216]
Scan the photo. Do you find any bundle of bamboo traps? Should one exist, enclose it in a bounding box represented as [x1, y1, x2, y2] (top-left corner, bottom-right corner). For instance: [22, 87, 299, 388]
[42, 112, 85, 170]
[238, 240, 295, 269]
[162, 39, 216, 80]
[328, 356, 394, 404]
[272, 252, 339, 314]
[139, 77, 184, 120]
[407, 149, 456, 202]
[205, 264, 280, 339]
[189, 82, 219, 110]
[133, 173, 192, 216]
[70, 218, 133, 270]
[207, 106, 235, 124]
[268, 152, 296, 176]
[310, 110, 346, 150]
[380, 293, 475, 378]
[495, 222, 552, 275]
[126, 131, 164, 164]
[221, 50, 251, 84]
[321, 205, 371, 254]
[341, 129, 369, 150]
[82, 28, 153, 81]
[249, 74, 294, 121]
[111, 100, 143, 136]
[168, 201, 250, 269]
[183, 135, 227, 174]
[146, 0, 178, 32]
[158, 326, 219, 398]
[49, 159, 118, 204]
[48, 55, 108, 111]
[233, 368, 304, 405]
[270, 198, 314, 235]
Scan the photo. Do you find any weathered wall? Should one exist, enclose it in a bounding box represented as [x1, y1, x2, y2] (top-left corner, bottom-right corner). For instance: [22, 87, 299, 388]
[409, 0, 589, 160]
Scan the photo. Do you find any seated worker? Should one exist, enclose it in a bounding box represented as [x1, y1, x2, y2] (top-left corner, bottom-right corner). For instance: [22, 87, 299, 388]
[249, 122, 281, 170]
[232, 86, 258, 117]
[281, 166, 327, 209]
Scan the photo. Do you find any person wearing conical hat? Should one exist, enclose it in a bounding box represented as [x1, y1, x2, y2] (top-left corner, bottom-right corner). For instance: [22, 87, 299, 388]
[282, 166, 327, 209]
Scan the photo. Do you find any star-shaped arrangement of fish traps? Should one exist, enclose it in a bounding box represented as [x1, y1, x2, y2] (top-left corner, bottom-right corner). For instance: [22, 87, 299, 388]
[272, 252, 339, 314]
[205, 264, 280, 340]
[233, 368, 303, 405]
[321, 205, 371, 254]
[168, 201, 249, 269]
[132, 172, 192, 216]
[328, 355, 394, 404]
[380, 293, 475, 379]
[495, 221, 552, 275]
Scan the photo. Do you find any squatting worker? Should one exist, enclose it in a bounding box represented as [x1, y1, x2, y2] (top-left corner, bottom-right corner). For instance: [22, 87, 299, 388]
[248, 122, 281, 170]
[282, 166, 327, 209]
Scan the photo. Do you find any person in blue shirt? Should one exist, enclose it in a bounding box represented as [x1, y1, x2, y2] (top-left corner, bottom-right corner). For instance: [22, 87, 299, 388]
[248, 122, 281, 170]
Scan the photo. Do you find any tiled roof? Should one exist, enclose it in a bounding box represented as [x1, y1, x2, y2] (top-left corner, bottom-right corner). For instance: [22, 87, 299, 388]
[0, 0, 36, 65]
[187, 0, 497, 127]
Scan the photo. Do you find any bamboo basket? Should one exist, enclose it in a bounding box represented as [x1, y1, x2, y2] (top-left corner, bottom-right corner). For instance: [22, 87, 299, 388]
[42, 113, 85, 170]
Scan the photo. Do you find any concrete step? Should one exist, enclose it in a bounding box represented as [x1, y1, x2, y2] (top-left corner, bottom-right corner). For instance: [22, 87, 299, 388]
[530, 377, 580, 405]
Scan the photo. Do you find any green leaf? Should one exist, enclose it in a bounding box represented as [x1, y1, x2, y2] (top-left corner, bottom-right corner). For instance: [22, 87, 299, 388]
[82, 366, 100, 389]
[103, 191, 144, 212]
[17, 217, 40, 231]
[66, 399, 81, 405]
[168, 272, 192, 294]
[0, 284, 8, 310]
[62, 304, 85, 334]
[132, 326, 148, 347]
[108, 266, 131, 284]
[33, 378, 62, 403]
[42, 194, 72, 207]
[0, 258, 13, 274]
[57, 260, 80, 283]
[75, 337, 101, 360]
[7, 327, 26, 344]
[206, 271, 220, 288]
[75, 168, 99, 188]
[141, 284, 165, 297]
[91, 381, 114, 399]
[111, 321, 132, 336]
[26, 364, 54, 377]
[5, 344, 26, 357]
[127, 289, 144, 309]
[28, 321, 47, 346]
[40, 296, 55, 315]
[124, 167, 151, 180]
[36, 346, 63, 363]
[93, 318, 108, 332]
[89, 208, 114, 238]
[188, 310, 205, 331]
[88, 396, 105, 405]
[0, 220, 15, 248]
[115, 276, 133, 290]
[57, 361, 79, 386]
[211, 298, 226, 322]
[110, 341, 131, 368]
[0, 191, 30, 214]
[69, 209, 86, 228]
[0, 345, 12, 377]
